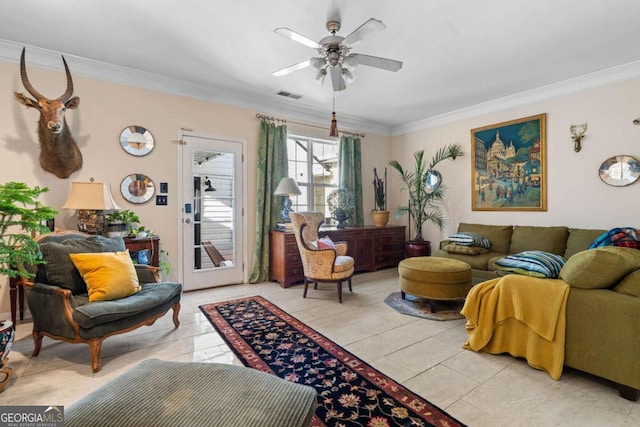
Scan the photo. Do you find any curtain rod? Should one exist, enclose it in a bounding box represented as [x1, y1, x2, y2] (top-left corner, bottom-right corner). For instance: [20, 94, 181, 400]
[256, 113, 365, 138]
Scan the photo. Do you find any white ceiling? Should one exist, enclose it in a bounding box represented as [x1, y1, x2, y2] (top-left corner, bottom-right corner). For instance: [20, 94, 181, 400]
[1, 0, 640, 135]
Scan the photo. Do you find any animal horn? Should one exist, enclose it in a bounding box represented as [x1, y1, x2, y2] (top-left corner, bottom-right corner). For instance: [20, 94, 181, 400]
[58, 55, 74, 102]
[19, 47, 45, 100]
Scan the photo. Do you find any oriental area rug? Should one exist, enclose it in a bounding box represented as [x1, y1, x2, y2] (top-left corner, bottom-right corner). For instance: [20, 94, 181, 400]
[200, 296, 465, 427]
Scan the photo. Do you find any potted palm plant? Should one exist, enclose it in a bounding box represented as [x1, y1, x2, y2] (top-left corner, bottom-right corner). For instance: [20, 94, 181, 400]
[371, 167, 389, 227]
[389, 144, 463, 257]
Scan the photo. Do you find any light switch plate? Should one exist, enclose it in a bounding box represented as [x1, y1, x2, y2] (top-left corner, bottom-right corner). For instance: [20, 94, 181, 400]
[156, 195, 168, 205]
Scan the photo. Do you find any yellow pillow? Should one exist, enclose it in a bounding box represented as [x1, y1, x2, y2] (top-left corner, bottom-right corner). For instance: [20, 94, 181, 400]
[69, 250, 141, 302]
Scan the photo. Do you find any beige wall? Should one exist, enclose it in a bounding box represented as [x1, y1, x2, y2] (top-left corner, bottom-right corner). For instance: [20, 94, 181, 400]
[388, 78, 640, 243]
[0, 60, 391, 317]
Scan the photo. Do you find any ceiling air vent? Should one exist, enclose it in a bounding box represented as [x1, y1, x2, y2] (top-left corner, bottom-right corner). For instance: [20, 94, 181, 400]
[276, 90, 303, 100]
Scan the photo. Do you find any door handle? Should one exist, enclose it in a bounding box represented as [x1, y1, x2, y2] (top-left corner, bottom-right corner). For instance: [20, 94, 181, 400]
[184, 218, 192, 224]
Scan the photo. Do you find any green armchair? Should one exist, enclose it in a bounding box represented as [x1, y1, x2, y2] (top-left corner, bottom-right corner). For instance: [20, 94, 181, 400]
[27, 233, 181, 372]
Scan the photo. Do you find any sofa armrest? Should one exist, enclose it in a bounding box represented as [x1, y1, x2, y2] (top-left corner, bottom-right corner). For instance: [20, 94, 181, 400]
[334, 241, 348, 256]
[135, 265, 161, 284]
[29, 282, 79, 338]
[439, 239, 452, 250]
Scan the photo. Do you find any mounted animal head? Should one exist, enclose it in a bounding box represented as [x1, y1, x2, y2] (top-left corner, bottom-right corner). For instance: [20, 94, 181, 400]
[14, 47, 83, 179]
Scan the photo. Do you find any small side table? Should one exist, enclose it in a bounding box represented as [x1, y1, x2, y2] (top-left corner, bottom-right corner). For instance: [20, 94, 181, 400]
[9, 276, 30, 326]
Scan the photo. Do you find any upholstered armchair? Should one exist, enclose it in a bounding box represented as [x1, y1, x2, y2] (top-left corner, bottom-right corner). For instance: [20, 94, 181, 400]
[289, 212, 355, 303]
[26, 233, 182, 372]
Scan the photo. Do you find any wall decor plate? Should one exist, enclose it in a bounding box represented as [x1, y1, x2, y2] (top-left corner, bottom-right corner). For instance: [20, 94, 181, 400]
[120, 125, 154, 156]
[121, 173, 155, 204]
[599, 155, 640, 187]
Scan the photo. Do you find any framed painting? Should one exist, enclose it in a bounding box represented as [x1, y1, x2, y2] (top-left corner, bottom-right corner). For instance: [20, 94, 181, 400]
[471, 113, 546, 211]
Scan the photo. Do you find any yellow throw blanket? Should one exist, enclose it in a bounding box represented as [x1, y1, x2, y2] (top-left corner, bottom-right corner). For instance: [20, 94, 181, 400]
[461, 275, 570, 380]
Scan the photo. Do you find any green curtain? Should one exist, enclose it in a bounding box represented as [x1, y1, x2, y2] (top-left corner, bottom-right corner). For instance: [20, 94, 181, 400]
[248, 120, 288, 283]
[338, 135, 363, 227]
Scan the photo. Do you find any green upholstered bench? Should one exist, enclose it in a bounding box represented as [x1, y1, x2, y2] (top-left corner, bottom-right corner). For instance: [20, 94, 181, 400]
[65, 359, 317, 427]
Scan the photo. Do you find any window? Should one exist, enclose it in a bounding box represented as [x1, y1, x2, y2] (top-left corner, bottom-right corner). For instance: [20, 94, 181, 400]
[286, 134, 339, 219]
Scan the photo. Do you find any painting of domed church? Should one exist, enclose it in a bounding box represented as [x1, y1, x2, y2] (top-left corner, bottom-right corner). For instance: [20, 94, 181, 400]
[471, 114, 546, 211]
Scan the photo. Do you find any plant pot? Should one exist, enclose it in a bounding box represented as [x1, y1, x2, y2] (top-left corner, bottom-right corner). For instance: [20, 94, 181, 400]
[405, 241, 431, 258]
[371, 210, 390, 227]
[334, 212, 350, 229]
[0, 320, 15, 392]
[106, 222, 128, 238]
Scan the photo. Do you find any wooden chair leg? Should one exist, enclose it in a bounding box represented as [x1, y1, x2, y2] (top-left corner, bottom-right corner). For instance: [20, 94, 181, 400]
[401, 291, 406, 299]
[89, 339, 104, 373]
[348, 278, 352, 293]
[314, 282, 318, 290]
[172, 303, 181, 328]
[31, 331, 43, 357]
[337, 281, 343, 303]
[303, 279, 309, 298]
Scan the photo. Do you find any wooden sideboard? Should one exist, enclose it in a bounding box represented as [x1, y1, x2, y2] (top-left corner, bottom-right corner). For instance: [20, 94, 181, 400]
[269, 225, 406, 288]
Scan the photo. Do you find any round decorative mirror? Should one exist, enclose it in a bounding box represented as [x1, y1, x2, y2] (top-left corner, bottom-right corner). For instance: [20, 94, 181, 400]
[120, 125, 154, 156]
[599, 155, 640, 187]
[121, 173, 155, 204]
[424, 170, 442, 191]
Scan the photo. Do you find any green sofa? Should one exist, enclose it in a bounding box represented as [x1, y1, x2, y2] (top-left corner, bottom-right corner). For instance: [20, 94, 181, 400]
[434, 223, 640, 401]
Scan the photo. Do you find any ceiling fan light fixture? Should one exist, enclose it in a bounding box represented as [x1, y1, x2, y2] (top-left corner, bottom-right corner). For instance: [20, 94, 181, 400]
[313, 68, 327, 85]
[342, 55, 359, 71]
[342, 68, 356, 84]
[310, 57, 326, 72]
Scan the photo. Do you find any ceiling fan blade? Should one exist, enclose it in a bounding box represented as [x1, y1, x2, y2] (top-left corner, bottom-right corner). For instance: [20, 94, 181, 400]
[342, 18, 385, 47]
[348, 54, 402, 72]
[273, 59, 311, 76]
[274, 27, 321, 49]
[330, 65, 346, 91]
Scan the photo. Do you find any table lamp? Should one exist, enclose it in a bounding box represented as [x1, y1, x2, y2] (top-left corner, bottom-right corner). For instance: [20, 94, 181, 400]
[274, 177, 301, 222]
[62, 181, 120, 235]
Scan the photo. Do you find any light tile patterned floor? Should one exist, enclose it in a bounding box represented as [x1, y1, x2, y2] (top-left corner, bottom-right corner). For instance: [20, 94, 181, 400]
[1, 268, 638, 426]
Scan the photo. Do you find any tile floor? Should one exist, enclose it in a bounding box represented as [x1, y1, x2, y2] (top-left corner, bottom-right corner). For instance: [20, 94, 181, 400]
[1, 268, 638, 426]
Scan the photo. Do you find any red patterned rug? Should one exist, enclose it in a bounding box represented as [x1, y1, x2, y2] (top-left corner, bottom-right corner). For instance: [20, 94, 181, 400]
[200, 296, 465, 427]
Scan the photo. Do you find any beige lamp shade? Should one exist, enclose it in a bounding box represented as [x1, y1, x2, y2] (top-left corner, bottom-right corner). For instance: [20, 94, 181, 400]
[274, 177, 302, 196]
[62, 182, 121, 210]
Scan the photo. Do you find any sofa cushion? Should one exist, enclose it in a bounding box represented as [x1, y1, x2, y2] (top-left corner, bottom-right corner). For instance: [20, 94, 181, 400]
[509, 226, 568, 255]
[457, 223, 513, 254]
[38, 236, 126, 295]
[448, 232, 491, 248]
[494, 250, 566, 278]
[432, 249, 502, 270]
[70, 250, 141, 302]
[614, 270, 640, 297]
[565, 228, 607, 259]
[72, 282, 182, 329]
[560, 247, 640, 289]
[443, 243, 489, 255]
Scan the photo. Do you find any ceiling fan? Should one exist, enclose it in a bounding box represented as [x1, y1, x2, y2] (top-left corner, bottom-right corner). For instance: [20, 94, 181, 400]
[272, 18, 403, 91]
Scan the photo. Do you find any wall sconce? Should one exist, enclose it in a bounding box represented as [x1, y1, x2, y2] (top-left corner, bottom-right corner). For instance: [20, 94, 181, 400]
[274, 177, 302, 222]
[62, 181, 120, 235]
[570, 123, 588, 152]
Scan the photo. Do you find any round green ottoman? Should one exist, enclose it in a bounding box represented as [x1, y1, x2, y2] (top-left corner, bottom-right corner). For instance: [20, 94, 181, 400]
[398, 257, 472, 313]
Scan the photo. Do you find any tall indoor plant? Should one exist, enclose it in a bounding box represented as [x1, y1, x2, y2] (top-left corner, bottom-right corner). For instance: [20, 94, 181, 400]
[389, 144, 462, 256]
[0, 182, 57, 280]
[371, 167, 389, 227]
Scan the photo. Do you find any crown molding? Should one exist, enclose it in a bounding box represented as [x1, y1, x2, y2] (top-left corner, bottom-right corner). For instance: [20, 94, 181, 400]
[4, 39, 638, 139]
[0, 39, 392, 137]
[391, 60, 640, 136]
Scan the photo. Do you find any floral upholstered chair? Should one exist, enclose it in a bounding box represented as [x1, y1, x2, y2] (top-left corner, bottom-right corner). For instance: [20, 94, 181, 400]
[289, 212, 355, 303]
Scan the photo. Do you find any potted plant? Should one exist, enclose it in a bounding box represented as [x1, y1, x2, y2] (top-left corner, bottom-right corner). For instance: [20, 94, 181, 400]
[389, 144, 463, 257]
[106, 209, 140, 237]
[0, 182, 57, 281]
[371, 167, 389, 227]
[327, 189, 355, 229]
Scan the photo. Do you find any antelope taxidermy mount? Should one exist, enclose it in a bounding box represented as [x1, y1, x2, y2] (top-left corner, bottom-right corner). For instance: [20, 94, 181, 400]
[14, 47, 82, 179]
[569, 123, 588, 152]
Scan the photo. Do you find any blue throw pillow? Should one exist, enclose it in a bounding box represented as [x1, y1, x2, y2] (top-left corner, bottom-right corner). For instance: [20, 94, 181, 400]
[448, 232, 491, 248]
[494, 250, 566, 278]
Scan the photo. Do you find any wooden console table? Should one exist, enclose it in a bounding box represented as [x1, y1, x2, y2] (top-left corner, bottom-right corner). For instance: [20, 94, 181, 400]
[269, 225, 406, 288]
